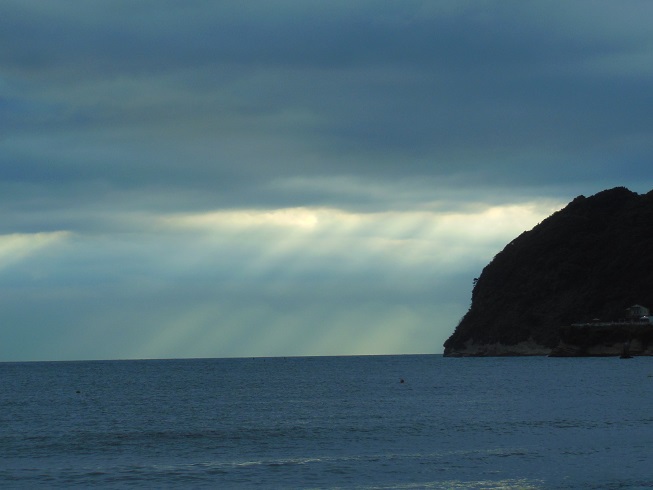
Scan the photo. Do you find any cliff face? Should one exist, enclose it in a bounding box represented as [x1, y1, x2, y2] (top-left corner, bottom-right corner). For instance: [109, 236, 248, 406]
[443, 187, 653, 356]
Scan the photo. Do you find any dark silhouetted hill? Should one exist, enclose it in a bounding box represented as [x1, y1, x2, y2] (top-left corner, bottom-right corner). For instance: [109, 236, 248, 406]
[443, 187, 653, 356]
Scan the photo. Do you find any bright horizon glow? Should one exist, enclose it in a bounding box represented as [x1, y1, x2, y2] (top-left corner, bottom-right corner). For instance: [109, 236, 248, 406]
[0, 201, 562, 361]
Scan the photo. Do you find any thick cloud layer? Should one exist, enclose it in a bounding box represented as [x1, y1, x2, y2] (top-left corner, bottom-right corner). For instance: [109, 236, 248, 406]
[1, 1, 651, 360]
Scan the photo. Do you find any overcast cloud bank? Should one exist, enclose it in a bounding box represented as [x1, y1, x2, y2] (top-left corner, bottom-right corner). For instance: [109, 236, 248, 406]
[1, 1, 652, 360]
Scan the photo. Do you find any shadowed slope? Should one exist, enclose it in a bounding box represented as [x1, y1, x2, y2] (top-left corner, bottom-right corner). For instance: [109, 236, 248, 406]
[444, 187, 653, 356]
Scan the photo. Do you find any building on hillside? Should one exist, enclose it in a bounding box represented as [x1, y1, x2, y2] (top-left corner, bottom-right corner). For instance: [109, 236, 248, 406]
[626, 304, 650, 320]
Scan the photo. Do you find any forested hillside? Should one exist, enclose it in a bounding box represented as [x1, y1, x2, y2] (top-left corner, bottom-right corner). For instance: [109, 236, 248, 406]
[444, 187, 653, 356]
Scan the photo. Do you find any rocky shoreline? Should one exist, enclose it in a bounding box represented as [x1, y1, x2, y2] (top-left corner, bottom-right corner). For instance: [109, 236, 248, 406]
[444, 323, 653, 357]
[443, 338, 550, 357]
[549, 323, 653, 357]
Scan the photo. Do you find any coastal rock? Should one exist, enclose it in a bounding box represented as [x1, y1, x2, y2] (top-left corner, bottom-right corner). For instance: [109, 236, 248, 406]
[447, 337, 550, 357]
[443, 187, 653, 357]
[549, 323, 653, 357]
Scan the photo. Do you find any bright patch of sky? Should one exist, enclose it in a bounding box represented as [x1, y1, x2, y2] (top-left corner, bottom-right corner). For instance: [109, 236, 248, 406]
[0, 202, 558, 360]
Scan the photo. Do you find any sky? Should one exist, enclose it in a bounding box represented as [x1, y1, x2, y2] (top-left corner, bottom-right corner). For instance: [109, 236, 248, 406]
[2, 1, 653, 361]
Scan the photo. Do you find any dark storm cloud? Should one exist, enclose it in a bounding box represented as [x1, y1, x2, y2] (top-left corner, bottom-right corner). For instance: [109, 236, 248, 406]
[2, 1, 652, 213]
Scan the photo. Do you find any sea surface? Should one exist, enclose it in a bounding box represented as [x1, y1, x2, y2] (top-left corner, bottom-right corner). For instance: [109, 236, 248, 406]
[1, 355, 653, 489]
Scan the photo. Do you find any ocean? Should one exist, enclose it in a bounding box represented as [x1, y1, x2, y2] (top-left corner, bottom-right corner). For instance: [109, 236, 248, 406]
[1, 355, 652, 489]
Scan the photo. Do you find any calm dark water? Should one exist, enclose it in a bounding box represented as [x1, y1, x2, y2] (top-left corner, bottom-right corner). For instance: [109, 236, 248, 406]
[1, 355, 653, 488]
